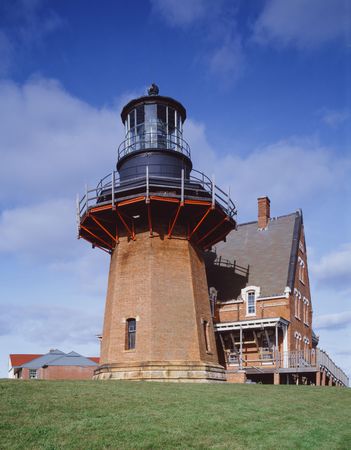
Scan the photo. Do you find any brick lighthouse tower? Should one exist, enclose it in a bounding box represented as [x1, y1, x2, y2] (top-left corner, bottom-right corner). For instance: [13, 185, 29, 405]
[77, 84, 237, 381]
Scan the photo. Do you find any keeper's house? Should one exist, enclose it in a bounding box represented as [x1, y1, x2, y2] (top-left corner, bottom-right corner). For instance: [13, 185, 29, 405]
[206, 196, 348, 386]
[8, 349, 99, 380]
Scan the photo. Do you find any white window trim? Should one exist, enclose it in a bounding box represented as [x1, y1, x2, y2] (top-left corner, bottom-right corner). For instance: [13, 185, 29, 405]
[303, 297, 310, 325]
[299, 240, 305, 253]
[298, 256, 306, 284]
[294, 288, 302, 320]
[29, 369, 37, 379]
[242, 286, 260, 317]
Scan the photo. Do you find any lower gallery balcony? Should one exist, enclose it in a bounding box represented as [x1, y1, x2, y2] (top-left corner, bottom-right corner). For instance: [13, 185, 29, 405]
[214, 318, 348, 386]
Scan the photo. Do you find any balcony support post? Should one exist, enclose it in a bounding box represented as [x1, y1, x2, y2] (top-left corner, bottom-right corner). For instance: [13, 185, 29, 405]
[112, 171, 115, 210]
[239, 325, 243, 370]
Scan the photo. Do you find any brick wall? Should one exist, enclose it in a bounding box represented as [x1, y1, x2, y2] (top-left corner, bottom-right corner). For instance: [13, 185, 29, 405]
[21, 366, 95, 380]
[100, 231, 219, 369]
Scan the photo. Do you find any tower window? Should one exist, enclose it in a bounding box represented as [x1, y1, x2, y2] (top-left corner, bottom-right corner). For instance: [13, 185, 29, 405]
[247, 291, 256, 315]
[203, 320, 210, 352]
[126, 318, 136, 350]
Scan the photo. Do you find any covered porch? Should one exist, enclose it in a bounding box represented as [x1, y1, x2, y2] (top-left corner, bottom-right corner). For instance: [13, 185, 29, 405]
[215, 317, 289, 370]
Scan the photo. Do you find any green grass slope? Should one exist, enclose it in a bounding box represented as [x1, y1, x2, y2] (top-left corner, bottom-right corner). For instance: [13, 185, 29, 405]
[0, 380, 350, 450]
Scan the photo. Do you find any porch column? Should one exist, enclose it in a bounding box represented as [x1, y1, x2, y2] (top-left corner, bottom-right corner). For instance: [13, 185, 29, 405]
[275, 323, 279, 368]
[282, 324, 288, 368]
[316, 370, 321, 386]
[328, 375, 333, 386]
[274, 372, 280, 385]
[239, 325, 243, 370]
[321, 370, 326, 386]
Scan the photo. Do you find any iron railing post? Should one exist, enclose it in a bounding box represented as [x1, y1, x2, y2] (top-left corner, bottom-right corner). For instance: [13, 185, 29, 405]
[211, 175, 215, 209]
[227, 186, 231, 216]
[85, 184, 89, 211]
[181, 169, 184, 205]
[112, 171, 115, 209]
[146, 165, 150, 203]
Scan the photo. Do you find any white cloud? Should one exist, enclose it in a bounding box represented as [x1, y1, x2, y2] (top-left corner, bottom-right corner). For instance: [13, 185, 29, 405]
[50, 250, 109, 298]
[314, 311, 351, 330]
[0, 303, 102, 345]
[311, 243, 351, 288]
[253, 0, 350, 48]
[151, 0, 244, 84]
[208, 36, 245, 82]
[0, 78, 122, 204]
[321, 109, 350, 128]
[0, 198, 77, 260]
[0, 0, 63, 76]
[186, 122, 351, 218]
[150, 0, 209, 27]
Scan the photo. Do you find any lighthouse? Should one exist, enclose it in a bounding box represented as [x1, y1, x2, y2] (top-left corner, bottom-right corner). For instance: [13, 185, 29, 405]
[77, 84, 237, 381]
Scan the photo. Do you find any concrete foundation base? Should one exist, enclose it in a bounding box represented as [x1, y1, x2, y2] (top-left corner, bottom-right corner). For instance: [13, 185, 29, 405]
[94, 361, 226, 382]
[226, 370, 247, 383]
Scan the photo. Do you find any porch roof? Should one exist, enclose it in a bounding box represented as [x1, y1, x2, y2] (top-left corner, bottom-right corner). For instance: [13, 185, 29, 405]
[214, 317, 289, 332]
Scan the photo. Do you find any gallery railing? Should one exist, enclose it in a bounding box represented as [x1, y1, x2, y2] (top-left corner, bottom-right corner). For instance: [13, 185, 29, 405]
[77, 167, 237, 221]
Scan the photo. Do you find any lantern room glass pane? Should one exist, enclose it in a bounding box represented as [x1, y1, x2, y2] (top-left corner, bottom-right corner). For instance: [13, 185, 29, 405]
[136, 105, 144, 125]
[157, 104, 167, 126]
[168, 107, 175, 132]
[145, 104, 157, 123]
[129, 110, 135, 129]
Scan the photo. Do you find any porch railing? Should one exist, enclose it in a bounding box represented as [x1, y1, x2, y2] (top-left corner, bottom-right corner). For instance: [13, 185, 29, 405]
[225, 348, 348, 386]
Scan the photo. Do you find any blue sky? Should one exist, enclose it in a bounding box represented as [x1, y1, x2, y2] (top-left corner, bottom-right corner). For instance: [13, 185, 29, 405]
[0, 0, 350, 379]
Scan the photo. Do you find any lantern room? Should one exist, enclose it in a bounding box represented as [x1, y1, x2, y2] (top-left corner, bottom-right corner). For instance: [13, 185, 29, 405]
[117, 83, 192, 181]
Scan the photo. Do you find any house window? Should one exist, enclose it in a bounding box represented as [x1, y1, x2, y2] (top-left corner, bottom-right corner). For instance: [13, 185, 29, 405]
[294, 332, 302, 352]
[203, 320, 210, 352]
[299, 240, 304, 253]
[298, 257, 305, 284]
[294, 289, 302, 320]
[29, 369, 37, 379]
[247, 291, 256, 315]
[126, 318, 136, 350]
[303, 299, 309, 325]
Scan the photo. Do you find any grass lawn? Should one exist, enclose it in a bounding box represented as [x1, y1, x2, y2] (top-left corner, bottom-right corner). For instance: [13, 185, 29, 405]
[0, 380, 350, 450]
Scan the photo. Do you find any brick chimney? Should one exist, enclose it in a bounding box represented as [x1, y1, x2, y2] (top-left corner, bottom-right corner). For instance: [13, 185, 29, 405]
[258, 196, 270, 229]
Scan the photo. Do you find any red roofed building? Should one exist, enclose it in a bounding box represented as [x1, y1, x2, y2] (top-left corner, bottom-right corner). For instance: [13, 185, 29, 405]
[8, 350, 100, 380]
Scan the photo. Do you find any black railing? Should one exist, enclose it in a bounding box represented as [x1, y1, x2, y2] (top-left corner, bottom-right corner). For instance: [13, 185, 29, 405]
[78, 168, 237, 221]
[118, 131, 191, 161]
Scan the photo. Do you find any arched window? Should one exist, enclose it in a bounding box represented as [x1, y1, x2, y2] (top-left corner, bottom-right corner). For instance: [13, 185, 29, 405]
[298, 257, 305, 284]
[126, 318, 136, 350]
[241, 286, 260, 317]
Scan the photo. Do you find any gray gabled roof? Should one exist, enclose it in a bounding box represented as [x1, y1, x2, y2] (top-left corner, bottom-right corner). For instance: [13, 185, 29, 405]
[48, 352, 97, 367]
[22, 349, 66, 369]
[206, 211, 302, 299]
[22, 349, 97, 369]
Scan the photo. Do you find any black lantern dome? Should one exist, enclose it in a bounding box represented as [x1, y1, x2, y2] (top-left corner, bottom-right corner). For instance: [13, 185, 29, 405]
[117, 85, 192, 181]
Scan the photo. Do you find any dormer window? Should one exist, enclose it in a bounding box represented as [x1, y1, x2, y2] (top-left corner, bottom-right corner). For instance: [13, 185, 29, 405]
[247, 291, 256, 315]
[241, 286, 261, 316]
[241, 286, 260, 317]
